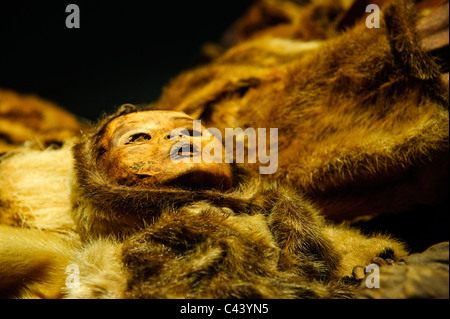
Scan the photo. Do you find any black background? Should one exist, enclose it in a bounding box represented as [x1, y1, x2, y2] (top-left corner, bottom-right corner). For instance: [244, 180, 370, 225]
[0, 0, 253, 121]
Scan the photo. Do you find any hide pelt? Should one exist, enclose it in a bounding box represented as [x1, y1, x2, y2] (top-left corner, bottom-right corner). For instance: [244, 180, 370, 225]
[0, 0, 447, 299]
[64, 104, 407, 299]
[158, 0, 449, 220]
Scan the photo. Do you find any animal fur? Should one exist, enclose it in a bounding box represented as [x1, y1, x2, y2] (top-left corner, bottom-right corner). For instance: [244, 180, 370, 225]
[0, 89, 81, 154]
[0, 224, 78, 298]
[64, 105, 408, 299]
[0, 0, 446, 299]
[0, 144, 81, 298]
[0, 103, 408, 299]
[158, 0, 449, 220]
[0, 144, 78, 236]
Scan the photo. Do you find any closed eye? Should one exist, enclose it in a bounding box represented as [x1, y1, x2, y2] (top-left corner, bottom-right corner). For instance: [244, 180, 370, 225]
[125, 133, 151, 144]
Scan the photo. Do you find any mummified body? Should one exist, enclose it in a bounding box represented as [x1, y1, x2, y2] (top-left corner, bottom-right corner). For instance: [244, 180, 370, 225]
[0, 106, 407, 298]
[67, 0, 446, 298]
[63, 105, 406, 298]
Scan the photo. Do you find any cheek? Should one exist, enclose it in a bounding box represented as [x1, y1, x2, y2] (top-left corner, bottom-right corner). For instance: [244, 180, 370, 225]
[123, 151, 162, 174]
[119, 148, 191, 180]
[106, 146, 161, 177]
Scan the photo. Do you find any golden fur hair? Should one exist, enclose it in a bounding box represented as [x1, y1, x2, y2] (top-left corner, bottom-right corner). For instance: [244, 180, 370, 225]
[70, 125, 408, 297]
[0, 103, 408, 298]
[0, 89, 81, 154]
[157, 0, 449, 221]
[0, 0, 447, 299]
[0, 144, 77, 236]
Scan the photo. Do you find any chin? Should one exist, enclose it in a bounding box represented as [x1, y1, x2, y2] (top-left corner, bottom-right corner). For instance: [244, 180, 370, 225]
[163, 167, 233, 191]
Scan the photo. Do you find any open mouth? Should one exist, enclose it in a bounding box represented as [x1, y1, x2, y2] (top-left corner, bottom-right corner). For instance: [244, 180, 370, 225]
[170, 143, 201, 160]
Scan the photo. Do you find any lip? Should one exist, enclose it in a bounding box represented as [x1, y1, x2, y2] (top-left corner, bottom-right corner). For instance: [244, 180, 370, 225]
[169, 143, 201, 160]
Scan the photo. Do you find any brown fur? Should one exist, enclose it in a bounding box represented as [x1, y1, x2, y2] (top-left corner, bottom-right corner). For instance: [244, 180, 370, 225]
[0, 0, 445, 299]
[0, 225, 79, 298]
[63, 105, 407, 299]
[0, 144, 81, 298]
[157, 0, 449, 220]
[0, 144, 78, 236]
[0, 89, 82, 154]
[0, 112, 407, 298]
[213, 0, 354, 55]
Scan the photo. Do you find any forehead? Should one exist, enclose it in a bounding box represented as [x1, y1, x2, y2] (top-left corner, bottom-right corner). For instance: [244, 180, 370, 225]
[104, 110, 194, 136]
